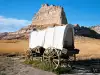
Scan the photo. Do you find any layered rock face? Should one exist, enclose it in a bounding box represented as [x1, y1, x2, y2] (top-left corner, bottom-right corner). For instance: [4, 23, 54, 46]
[32, 4, 68, 25]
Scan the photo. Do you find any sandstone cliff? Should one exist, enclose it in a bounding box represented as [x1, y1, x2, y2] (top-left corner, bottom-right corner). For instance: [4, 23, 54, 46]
[32, 4, 68, 25]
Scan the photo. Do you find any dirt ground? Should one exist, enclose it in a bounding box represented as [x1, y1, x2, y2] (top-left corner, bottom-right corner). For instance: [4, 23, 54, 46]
[0, 56, 100, 75]
[0, 56, 56, 75]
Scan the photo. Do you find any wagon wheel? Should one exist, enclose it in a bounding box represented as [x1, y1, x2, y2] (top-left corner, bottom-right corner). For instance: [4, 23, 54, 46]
[67, 54, 76, 67]
[43, 48, 61, 69]
[68, 54, 76, 61]
[25, 48, 33, 60]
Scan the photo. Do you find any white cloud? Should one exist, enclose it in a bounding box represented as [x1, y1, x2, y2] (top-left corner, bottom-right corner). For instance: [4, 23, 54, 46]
[0, 16, 31, 32]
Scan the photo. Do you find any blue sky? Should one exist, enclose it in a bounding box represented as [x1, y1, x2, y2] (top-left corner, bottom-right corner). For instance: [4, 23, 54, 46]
[0, 0, 100, 32]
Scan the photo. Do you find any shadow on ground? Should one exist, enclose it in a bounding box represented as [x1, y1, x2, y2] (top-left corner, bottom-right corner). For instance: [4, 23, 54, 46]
[72, 59, 100, 73]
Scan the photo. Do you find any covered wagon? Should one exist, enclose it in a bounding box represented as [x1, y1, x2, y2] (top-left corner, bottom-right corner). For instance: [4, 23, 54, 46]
[27, 24, 79, 69]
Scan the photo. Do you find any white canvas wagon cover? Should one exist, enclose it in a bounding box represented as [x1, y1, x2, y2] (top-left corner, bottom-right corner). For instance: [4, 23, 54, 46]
[29, 24, 74, 50]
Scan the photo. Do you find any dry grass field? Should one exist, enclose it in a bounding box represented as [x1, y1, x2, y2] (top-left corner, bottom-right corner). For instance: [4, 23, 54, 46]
[0, 37, 100, 59]
[0, 40, 29, 54]
[75, 37, 100, 59]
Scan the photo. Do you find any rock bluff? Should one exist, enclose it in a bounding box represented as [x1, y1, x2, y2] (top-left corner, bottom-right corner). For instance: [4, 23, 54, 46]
[32, 4, 68, 25]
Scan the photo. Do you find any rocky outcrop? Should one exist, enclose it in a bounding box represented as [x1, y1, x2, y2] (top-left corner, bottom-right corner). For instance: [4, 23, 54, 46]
[74, 24, 100, 39]
[2, 33, 24, 40]
[0, 4, 100, 40]
[0, 32, 8, 39]
[0, 4, 68, 40]
[32, 4, 68, 25]
[91, 25, 100, 34]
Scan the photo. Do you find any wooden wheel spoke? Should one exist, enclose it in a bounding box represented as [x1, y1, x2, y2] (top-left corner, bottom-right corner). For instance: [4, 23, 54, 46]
[53, 60, 58, 66]
[52, 56, 57, 58]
